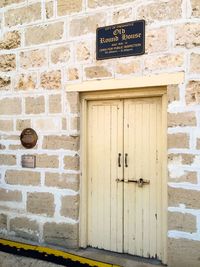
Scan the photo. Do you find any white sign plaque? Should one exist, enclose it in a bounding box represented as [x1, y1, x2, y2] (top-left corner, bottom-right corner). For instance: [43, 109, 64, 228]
[21, 155, 36, 168]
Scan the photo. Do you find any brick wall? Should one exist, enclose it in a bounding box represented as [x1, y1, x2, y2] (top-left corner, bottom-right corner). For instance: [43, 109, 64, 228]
[0, 0, 199, 266]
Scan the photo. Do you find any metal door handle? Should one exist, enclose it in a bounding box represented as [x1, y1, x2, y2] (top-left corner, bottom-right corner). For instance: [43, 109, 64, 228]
[118, 153, 121, 167]
[125, 153, 128, 167]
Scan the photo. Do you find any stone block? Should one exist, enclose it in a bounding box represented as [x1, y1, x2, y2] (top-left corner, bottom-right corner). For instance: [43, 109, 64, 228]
[0, 154, 16, 166]
[186, 81, 200, 105]
[0, 76, 11, 90]
[51, 45, 70, 64]
[169, 187, 200, 209]
[190, 53, 200, 73]
[43, 135, 79, 150]
[45, 172, 79, 191]
[168, 112, 196, 127]
[4, 3, 41, 27]
[144, 53, 184, 72]
[137, 0, 182, 22]
[25, 22, 64, 46]
[85, 66, 112, 79]
[0, 0, 24, 8]
[175, 23, 200, 48]
[45, 1, 54, 19]
[9, 144, 24, 150]
[167, 85, 180, 103]
[67, 67, 80, 81]
[27, 192, 54, 216]
[112, 8, 132, 24]
[43, 222, 78, 248]
[182, 154, 195, 165]
[0, 120, 13, 131]
[0, 54, 16, 72]
[168, 133, 189, 149]
[0, 214, 7, 229]
[0, 98, 21, 115]
[2, 135, 19, 140]
[88, 0, 133, 8]
[36, 154, 59, 168]
[10, 217, 39, 241]
[66, 92, 80, 114]
[63, 155, 79, 171]
[116, 60, 140, 75]
[14, 73, 37, 90]
[62, 118, 67, 130]
[169, 171, 197, 184]
[70, 13, 106, 37]
[168, 212, 196, 232]
[49, 94, 62, 113]
[168, 238, 200, 267]
[34, 119, 53, 133]
[0, 31, 21, 50]
[25, 96, 45, 114]
[70, 117, 80, 131]
[40, 70, 61, 90]
[20, 49, 47, 69]
[0, 188, 22, 202]
[146, 28, 168, 53]
[0, 144, 6, 150]
[191, 0, 200, 17]
[5, 170, 40, 186]
[76, 42, 90, 61]
[57, 0, 82, 16]
[16, 119, 31, 131]
[34, 118, 60, 132]
[197, 138, 200, 150]
[61, 195, 79, 220]
[168, 153, 195, 165]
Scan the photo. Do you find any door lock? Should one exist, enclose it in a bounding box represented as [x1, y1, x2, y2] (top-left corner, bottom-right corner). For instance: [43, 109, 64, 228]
[137, 178, 150, 187]
[116, 178, 150, 187]
[128, 178, 150, 187]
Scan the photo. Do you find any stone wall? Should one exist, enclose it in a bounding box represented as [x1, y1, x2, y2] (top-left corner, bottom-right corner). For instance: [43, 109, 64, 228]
[0, 0, 199, 266]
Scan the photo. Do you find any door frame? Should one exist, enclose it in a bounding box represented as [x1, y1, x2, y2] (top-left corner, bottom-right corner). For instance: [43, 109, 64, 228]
[79, 86, 168, 263]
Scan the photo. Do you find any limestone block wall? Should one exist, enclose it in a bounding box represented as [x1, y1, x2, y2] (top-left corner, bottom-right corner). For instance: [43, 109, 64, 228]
[0, 0, 199, 266]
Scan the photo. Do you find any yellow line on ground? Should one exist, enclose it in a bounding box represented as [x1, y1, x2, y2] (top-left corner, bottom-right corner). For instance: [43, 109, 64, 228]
[0, 238, 121, 267]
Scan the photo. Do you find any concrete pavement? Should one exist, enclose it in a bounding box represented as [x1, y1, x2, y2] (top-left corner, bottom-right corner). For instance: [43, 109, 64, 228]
[0, 251, 60, 267]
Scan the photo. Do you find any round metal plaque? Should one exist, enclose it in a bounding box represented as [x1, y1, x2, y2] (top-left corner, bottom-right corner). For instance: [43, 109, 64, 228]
[20, 128, 38, 149]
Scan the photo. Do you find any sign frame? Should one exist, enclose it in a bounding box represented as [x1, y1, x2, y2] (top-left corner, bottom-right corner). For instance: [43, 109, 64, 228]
[96, 20, 145, 60]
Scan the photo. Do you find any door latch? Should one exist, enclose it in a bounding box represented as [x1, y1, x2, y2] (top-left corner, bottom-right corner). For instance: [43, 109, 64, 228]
[128, 178, 150, 187]
[116, 178, 124, 183]
[116, 178, 150, 187]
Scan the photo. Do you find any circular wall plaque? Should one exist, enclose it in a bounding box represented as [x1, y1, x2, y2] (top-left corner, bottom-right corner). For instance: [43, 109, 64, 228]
[20, 128, 38, 149]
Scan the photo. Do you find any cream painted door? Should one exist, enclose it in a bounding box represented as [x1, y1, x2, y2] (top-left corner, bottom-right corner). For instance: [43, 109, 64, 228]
[87, 100, 124, 252]
[87, 97, 163, 260]
[123, 97, 162, 259]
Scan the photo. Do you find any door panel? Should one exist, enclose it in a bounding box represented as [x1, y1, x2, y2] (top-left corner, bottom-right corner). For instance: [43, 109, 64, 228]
[87, 97, 163, 260]
[123, 98, 162, 259]
[87, 100, 123, 252]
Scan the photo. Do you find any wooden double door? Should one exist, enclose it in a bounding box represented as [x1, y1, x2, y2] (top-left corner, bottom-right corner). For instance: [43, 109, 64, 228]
[87, 97, 164, 261]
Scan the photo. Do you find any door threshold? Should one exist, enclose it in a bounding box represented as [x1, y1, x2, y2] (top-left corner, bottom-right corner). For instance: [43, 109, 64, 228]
[69, 247, 166, 267]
